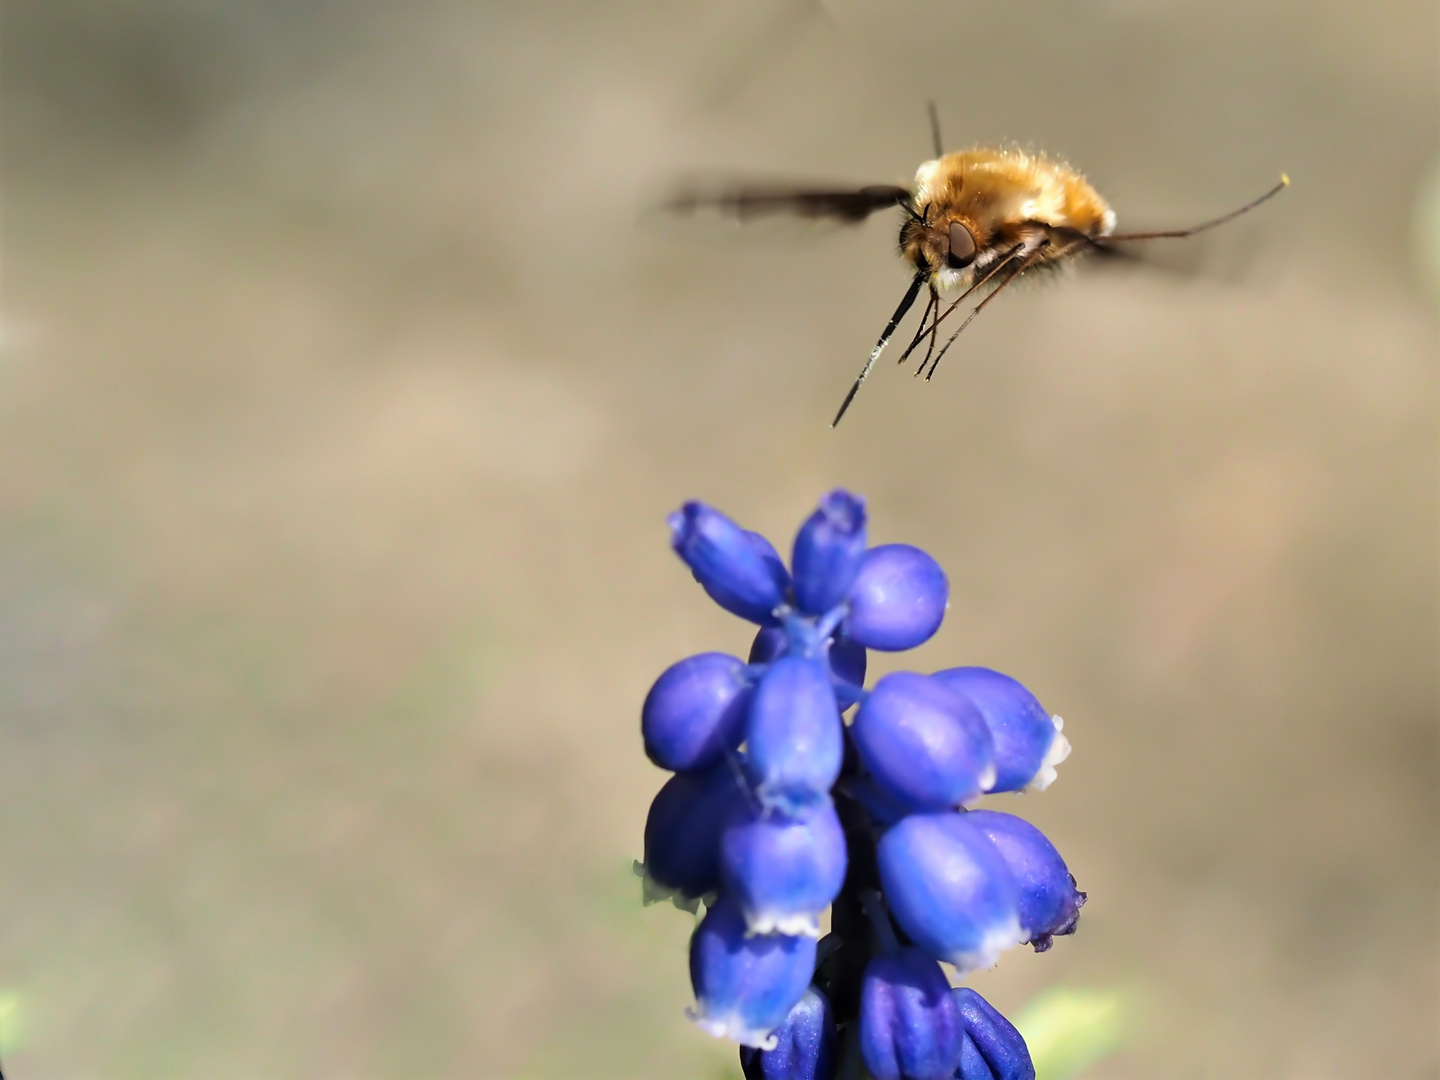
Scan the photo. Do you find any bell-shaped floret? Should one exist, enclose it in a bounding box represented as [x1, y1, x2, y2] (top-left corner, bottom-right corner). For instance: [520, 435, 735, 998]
[952, 989, 1035, 1080]
[956, 1035, 995, 1080]
[746, 657, 843, 812]
[643, 652, 751, 773]
[962, 811, 1085, 951]
[689, 895, 818, 1049]
[929, 668, 1069, 793]
[670, 501, 791, 625]
[828, 633, 867, 691]
[859, 948, 965, 1080]
[877, 813, 1023, 973]
[739, 986, 839, 1080]
[843, 544, 948, 651]
[749, 626, 788, 664]
[851, 673, 996, 811]
[791, 490, 869, 616]
[640, 763, 747, 907]
[721, 797, 848, 937]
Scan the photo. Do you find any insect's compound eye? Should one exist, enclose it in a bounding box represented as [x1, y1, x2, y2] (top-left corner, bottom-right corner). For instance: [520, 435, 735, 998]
[946, 221, 977, 269]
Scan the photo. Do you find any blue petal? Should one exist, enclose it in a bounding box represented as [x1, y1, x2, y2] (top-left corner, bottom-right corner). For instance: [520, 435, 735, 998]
[859, 948, 965, 1080]
[852, 673, 996, 811]
[641, 763, 747, 906]
[689, 895, 819, 1049]
[877, 813, 1023, 972]
[952, 989, 1035, 1080]
[643, 653, 751, 773]
[746, 657, 844, 812]
[929, 668, 1065, 793]
[843, 545, 948, 651]
[739, 986, 839, 1080]
[791, 490, 869, 615]
[721, 798, 848, 937]
[955, 1034, 998, 1080]
[962, 811, 1085, 950]
[670, 502, 791, 625]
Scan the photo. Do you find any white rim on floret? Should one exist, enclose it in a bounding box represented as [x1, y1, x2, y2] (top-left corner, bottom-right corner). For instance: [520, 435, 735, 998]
[1025, 715, 1072, 793]
[745, 909, 823, 939]
[633, 860, 704, 914]
[687, 1006, 780, 1050]
[978, 762, 998, 794]
[944, 913, 1026, 975]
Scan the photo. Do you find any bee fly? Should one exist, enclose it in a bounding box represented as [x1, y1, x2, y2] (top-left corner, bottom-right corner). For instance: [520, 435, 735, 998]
[672, 105, 1288, 426]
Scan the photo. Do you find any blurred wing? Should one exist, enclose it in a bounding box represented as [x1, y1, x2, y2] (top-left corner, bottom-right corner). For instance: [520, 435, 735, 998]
[1053, 227, 1259, 283]
[668, 181, 912, 223]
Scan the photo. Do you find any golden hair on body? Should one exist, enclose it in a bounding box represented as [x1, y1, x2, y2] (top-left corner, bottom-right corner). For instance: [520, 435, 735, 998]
[902, 148, 1116, 291]
[671, 108, 1287, 425]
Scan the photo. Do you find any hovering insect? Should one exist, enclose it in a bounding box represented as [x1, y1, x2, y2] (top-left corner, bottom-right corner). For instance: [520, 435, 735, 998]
[672, 106, 1288, 426]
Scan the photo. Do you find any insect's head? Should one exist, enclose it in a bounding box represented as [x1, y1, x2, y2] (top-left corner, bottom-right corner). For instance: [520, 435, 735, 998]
[900, 215, 979, 276]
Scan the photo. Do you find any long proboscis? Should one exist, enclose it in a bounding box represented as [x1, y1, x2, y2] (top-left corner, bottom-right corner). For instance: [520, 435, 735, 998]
[1106, 174, 1290, 242]
[831, 272, 927, 427]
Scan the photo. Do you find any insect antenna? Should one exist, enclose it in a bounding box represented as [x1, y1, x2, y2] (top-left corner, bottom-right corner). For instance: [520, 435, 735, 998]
[928, 101, 944, 159]
[923, 257, 1035, 381]
[1107, 175, 1289, 242]
[895, 245, 1026, 365]
[831, 272, 928, 427]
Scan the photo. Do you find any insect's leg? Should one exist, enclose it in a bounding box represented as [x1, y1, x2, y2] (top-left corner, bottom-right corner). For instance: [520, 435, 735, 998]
[831, 272, 927, 427]
[1107, 175, 1288, 241]
[896, 245, 1025, 365]
[923, 257, 1034, 381]
[915, 281, 940, 377]
[902, 284, 938, 366]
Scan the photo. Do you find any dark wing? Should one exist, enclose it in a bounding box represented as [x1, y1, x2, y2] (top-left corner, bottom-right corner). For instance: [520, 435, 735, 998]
[668, 181, 913, 223]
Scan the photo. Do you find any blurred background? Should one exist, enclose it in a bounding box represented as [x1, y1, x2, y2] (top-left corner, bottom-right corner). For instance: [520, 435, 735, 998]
[2, 1, 1436, 1076]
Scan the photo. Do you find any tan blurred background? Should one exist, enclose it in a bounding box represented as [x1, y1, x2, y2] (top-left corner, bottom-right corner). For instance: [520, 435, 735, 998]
[1, 1, 1436, 1077]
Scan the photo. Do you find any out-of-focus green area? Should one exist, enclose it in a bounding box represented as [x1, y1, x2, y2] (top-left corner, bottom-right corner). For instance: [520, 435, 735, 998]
[1016, 986, 1127, 1080]
[1, 1, 1436, 1077]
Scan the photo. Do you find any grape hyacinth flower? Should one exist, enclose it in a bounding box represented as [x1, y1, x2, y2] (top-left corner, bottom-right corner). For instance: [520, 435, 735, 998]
[636, 491, 1085, 1076]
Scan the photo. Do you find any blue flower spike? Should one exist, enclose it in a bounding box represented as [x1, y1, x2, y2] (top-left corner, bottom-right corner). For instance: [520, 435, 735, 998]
[844, 544, 949, 651]
[721, 798, 848, 937]
[877, 813, 1024, 973]
[953, 988, 1035, 1080]
[643, 493, 1084, 1067]
[963, 811, 1086, 951]
[670, 501, 791, 625]
[739, 986, 839, 1080]
[930, 668, 1070, 793]
[746, 657, 844, 813]
[851, 672, 997, 811]
[642, 652, 751, 774]
[689, 895, 819, 1049]
[791, 489, 869, 615]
